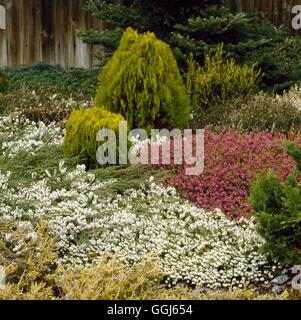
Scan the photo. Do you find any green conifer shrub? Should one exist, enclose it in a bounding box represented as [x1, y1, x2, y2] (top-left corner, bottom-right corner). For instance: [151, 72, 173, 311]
[64, 107, 124, 166]
[94, 27, 190, 131]
[249, 142, 301, 265]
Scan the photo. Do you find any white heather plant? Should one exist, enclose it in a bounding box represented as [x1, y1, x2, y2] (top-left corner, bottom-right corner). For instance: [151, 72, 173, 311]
[0, 113, 283, 291]
[0, 114, 64, 158]
[282, 85, 301, 110]
[0, 161, 281, 289]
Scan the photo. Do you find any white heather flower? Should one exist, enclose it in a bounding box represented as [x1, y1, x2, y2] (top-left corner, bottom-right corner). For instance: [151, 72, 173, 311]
[0, 115, 282, 289]
[0, 163, 280, 289]
[0, 114, 64, 158]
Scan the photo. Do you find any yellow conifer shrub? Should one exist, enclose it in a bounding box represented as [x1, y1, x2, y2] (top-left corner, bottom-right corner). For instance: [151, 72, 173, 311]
[63, 107, 124, 165]
[94, 27, 190, 131]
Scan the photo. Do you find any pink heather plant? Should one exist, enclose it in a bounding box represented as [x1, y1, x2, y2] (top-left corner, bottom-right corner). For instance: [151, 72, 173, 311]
[151, 130, 298, 218]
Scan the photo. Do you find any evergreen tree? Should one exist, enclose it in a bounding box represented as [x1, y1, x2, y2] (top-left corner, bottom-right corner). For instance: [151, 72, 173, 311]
[79, 0, 222, 62]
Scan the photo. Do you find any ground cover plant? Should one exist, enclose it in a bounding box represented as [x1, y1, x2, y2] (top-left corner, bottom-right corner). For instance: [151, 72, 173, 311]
[1, 86, 301, 300]
[4, 64, 99, 98]
[0, 112, 286, 297]
[1, 220, 289, 300]
[150, 130, 298, 218]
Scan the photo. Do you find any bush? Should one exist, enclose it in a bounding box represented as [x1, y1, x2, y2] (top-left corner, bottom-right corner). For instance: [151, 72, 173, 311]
[249, 142, 301, 265]
[0, 70, 8, 93]
[151, 130, 297, 218]
[95, 27, 190, 131]
[64, 107, 124, 166]
[186, 45, 260, 115]
[192, 90, 301, 133]
[0, 221, 58, 300]
[0, 220, 164, 300]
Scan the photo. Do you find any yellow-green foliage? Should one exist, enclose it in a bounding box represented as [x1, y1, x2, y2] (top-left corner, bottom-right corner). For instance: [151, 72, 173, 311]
[95, 27, 190, 131]
[186, 45, 261, 113]
[53, 256, 162, 300]
[0, 221, 297, 300]
[63, 107, 124, 164]
[0, 221, 58, 300]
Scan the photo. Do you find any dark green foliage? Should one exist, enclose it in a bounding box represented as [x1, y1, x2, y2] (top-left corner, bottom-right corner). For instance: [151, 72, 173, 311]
[81, 2, 301, 92]
[79, 0, 222, 63]
[95, 28, 190, 131]
[172, 9, 301, 92]
[249, 144, 301, 265]
[0, 69, 8, 92]
[4, 64, 100, 98]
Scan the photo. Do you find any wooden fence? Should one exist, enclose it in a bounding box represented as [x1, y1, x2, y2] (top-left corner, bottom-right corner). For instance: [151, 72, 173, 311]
[225, 0, 301, 36]
[0, 0, 103, 68]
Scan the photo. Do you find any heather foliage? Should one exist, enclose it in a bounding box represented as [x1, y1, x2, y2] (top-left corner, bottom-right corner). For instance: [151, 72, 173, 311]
[0, 221, 164, 300]
[193, 90, 301, 133]
[0, 86, 87, 123]
[0, 109, 299, 298]
[186, 45, 260, 114]
[0, 114, 64, 159]
[3, 1, 301, 297]
[249, 142, 301, 265]
[0, 163, 278, 289]
[0, 115, 282, 291]
[154, 130, 297, 218]
[95, 27, 190, 131]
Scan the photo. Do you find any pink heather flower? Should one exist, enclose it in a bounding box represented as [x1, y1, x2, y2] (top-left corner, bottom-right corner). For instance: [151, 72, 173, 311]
[151, 130, 298, 218]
